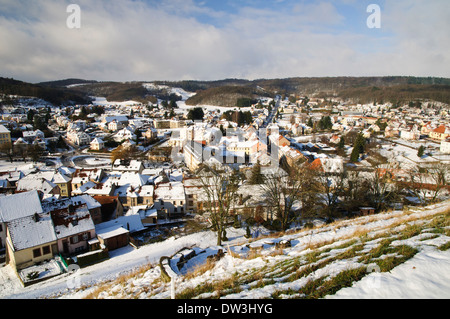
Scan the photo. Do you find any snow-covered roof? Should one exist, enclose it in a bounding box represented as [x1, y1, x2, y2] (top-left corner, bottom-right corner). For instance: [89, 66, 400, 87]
[96, 214, 144, 234]
[52, 205, 95, 239]
[52, 172, 72, 184]
[118, 172, 148, 187]
[0, 125, 10, 134]
[16, 177, 57, 194]
[70, 195, 102, 210]
[7, 213, 56, 251]
[96, 226, 129, 240]
[0, 190, 43, 222]
[71, 181, 96, 195]
[112, 160, 143, 172]
[155, 182, 185, 201]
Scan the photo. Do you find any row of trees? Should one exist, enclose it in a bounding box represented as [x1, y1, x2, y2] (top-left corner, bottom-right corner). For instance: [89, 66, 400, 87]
[0, 142, 45, 163]
[197, 160, 448, 245]
[221, 110, 253, 127]
[307, 116, 333, 132]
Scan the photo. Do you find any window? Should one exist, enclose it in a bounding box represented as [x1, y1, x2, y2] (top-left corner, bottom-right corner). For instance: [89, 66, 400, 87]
[42, 245, 51, 255]
[33, 248, 41, 258]
[72, 235, 79, 244]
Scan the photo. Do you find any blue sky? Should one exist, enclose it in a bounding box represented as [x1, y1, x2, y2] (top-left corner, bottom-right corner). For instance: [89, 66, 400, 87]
[0, 0, 449, 82]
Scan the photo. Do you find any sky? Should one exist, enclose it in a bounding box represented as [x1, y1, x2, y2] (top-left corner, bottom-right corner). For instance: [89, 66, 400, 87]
[0, 0, 449, 83]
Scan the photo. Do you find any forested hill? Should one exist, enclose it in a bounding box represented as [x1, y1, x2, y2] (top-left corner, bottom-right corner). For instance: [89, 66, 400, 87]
[167, 76, 450, 105]
[185, 85, 272, 107]
[0, 77, 92, 106]
[2, 76, 450, 106]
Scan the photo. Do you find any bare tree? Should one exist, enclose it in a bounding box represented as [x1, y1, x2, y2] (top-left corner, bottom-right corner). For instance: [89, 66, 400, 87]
[407, 165, 430, 205]
[408, 163, 450, 204]
[261, 167, 305, 231]
[315, 170, 347, 218]
[427, 163, 449, 203]
[198, 165, 241, 246]
[0, 142, 13, 162]
[366, 165, 401, 211]
[341, 170, 367, 211]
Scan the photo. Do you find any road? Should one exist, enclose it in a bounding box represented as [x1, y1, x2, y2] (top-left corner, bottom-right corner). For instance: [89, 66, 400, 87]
[261, 95, 280, 128]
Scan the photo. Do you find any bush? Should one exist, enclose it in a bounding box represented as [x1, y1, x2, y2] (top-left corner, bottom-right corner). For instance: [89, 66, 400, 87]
[159, 256, 172, 283]
[304, 222, 314, 229]
[263, 219, 282, 231]
[77, 250, 109, 268]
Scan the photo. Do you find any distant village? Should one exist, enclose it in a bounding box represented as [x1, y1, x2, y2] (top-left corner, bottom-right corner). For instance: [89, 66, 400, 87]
[0, 88, 449, 286]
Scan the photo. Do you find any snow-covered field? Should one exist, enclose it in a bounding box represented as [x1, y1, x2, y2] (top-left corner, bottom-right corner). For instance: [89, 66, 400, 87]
[1, 200, 449, 299]
[91, 84, 254, 117]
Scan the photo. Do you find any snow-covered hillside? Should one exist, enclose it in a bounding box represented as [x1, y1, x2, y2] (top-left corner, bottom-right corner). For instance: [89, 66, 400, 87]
[1, 200, 449, 299]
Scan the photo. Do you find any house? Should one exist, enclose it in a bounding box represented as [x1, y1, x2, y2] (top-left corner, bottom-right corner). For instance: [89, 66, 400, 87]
[0, 179, 13, 195]
[50, 203, 96, 256]
[0, 170, 24, 187]
[235, 184, 270, 221]
[71, 169, 106, 190]
[16, 176, 60, 196]
[90, 138, 105, 151]
[154, 182, 186, 217]
[67, 130, 91, 146]
[112, 172, 151, 207]
[5, 213, 57, 270]
[108, 120, 125, 132]
[184, 141, 203, 172]
[132, 206, 158, 225]
[52, 172, 72, 198]
[22, 129, 44, 143]
[70, 195, 103, 225]
[0, 191, 44, 253]
[399, 125, 420, 140]
[440, 138, 450, 154]
[0, 125, 11, 146]
[92, 195, 124, 222]
[111, 159, 144, 174]
[102, 115, 129, 127]
[329, 134, 341, 145]
[144, 127, 158, 141]
[113, 127, 136, 142]
[420, 122, 435, 135]
[430, 125, 450, 141]
[117, 184, 154, 208]
[94, 215, 145, 251]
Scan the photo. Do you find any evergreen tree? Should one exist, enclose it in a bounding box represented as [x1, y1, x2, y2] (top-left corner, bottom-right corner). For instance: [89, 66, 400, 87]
[350, 133, 366, 162]
[187, 107, 204, 121]
[354, 132, 366, 154]
[350, 146, 360, 162]
[417, 145, 425, 158]
[249, 160, 264, 184]
[338, 136, 345, 149]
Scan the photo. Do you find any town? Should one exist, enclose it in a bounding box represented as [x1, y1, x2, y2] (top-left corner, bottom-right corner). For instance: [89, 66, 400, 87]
[0, 80, 449, 290]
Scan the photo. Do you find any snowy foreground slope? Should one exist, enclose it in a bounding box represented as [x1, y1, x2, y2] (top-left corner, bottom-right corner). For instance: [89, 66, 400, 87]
[1, 200, 449, 299]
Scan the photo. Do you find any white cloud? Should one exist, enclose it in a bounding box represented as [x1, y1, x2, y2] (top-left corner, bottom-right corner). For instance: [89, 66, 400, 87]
[0, 0, 448, 83]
